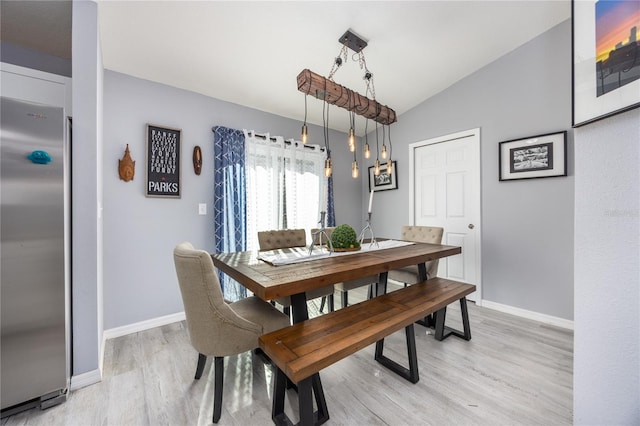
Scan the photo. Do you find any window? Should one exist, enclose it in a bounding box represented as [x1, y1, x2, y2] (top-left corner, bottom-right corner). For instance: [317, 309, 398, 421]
[245, 134, 326, 252]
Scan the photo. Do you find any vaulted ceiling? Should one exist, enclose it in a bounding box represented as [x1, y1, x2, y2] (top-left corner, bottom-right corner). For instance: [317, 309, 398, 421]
[1, 1, 571, 134]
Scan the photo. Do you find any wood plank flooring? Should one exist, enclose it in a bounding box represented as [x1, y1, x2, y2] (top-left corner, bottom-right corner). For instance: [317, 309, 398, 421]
[2, 283, 573, 425]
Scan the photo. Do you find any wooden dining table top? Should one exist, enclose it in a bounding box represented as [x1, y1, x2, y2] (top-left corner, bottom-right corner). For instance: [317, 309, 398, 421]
[211, 241, 461, 301]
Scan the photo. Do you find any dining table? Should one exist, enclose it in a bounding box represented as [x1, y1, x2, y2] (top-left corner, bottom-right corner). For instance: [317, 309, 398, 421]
[211, 239, 462, 323]
[211, 239, 462, 424]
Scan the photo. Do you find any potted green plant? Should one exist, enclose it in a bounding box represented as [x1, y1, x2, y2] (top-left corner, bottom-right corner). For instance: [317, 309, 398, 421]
[331, 224, 361, 251]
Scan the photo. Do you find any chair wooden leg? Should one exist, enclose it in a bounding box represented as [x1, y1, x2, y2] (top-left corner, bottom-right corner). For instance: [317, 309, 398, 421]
[319, 296, 326, 312]
[328, 294, 334, 312]
[213, 356, 223, 423]
[195, 353, 207, 379]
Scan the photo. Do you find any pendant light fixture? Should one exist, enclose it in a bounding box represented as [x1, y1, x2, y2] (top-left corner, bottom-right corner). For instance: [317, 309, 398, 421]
[296, 29, 398, 179]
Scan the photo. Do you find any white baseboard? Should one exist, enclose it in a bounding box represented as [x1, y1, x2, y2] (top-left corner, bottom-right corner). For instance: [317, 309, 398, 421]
[481, 300, 574, 330]
[103, 311, 186, 341]
[70, 369, 102, 391]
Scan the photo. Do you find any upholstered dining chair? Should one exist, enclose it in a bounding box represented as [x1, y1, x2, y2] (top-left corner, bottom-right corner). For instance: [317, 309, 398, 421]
[312, 227, 378, 310]
[258, 229, 335, 315]
[173, 242, 290, 423]
[388, 225, 444, 285]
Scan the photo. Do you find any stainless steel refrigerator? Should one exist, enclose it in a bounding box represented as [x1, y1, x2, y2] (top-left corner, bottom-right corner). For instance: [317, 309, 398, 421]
[1, 96, 70, 416]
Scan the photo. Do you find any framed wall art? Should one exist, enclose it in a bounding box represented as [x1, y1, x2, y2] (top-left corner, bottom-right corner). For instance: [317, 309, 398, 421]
[369, 161, 398, 191]
[146, 124, 181, 198]
[499, 131, 567, 181]
[572, 0, 640, 127]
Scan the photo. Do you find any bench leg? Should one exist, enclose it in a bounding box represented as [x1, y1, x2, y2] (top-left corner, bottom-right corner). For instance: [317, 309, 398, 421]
[374, 324, 419, 384]
[271, 368, 329, 426]
[434, 297, 472, 341]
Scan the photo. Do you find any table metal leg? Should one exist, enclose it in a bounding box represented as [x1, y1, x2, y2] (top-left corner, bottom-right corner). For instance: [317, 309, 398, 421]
[375, 271, 388, 297]
[290, 293, 309, 323]
[415, 263, 434, 327]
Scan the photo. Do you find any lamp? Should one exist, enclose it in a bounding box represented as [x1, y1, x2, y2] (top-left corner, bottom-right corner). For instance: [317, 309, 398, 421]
[297, 29, 397, 179]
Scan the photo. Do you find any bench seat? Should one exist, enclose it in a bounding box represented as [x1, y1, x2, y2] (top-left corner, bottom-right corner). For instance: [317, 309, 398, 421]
[259, 277, 475, 425]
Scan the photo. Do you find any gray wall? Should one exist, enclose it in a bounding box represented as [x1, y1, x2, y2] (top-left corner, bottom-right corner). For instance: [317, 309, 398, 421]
[102, 71, 361, 329]
[573, 108, 639, 424]
[366, 20, 574, 320]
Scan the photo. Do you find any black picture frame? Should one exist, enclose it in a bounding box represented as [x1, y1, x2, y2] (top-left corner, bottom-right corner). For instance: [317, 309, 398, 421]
[572, 0, 640, 127]
[499, 131, 567, 181]
[146, 124, 181, 198]
[368, 161, 398, 191]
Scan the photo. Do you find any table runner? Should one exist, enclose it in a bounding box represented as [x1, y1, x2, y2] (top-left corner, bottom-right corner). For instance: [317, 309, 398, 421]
[258, 239, 414, 266]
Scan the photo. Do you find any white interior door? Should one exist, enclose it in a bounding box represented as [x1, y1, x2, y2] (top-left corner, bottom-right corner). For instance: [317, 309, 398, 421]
[409, 129, 481, 303]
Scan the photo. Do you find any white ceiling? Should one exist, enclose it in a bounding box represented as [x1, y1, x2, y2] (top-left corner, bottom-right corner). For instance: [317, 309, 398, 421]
[3, 1, 571, 135]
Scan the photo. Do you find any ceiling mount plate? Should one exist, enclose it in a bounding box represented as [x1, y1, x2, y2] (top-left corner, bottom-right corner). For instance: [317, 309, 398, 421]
[339, 30, 368, 53]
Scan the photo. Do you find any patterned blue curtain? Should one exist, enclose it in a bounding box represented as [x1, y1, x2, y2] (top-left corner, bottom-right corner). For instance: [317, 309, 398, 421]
[213, 126, 247, 301]
[327, 175, 336, 227]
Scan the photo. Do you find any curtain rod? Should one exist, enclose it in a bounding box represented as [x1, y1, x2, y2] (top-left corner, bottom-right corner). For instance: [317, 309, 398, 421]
[211, 127, 325, 152]
[254, 133, 326, 152]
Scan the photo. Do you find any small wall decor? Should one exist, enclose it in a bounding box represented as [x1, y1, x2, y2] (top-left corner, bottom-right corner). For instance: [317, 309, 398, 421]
[118, 144, 135, 182]
[368, 161, 397, 192]
[499, 131, 567, 181]
[146, 124, 181, 198]
[193, 145, 202, 175]
[572, 0, 640, 126]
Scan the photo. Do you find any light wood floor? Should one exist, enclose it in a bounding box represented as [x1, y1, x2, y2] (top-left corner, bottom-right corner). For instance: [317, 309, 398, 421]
[2, 284, 573, 425]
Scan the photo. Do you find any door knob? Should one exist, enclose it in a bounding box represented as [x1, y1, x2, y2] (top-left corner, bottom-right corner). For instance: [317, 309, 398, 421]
[468, 224, 474, 229]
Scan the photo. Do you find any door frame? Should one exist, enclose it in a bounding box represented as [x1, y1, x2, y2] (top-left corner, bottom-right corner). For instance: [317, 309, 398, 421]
[408, 128, 482, 304]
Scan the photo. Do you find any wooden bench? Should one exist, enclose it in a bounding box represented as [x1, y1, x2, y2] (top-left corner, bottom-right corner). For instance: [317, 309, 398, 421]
[259, 277, 476, 426]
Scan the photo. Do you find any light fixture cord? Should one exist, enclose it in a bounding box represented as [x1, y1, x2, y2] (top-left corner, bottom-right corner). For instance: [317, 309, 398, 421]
[323, 78, 330, 153]
[303, 92, 308, 125]
[375, 121, 379, 161]
[387, 124, 393, 160]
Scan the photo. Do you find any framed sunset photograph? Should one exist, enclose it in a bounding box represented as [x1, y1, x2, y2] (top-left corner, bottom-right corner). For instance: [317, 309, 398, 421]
[572, 0, 640, 126]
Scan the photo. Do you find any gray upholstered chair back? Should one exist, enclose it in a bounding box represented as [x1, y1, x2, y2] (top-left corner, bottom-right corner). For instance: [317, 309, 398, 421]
[258, 229, 306, 251]
[173, 242, 261, 357]
[310, 227, 335, 246]
[401, 225, 444, 244]
[400, 225, 444, 279]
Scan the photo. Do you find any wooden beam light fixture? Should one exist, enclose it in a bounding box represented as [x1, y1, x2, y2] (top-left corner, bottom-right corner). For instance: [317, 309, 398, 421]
[296, 69, 397, 126]
[298, 30, 396, 179]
